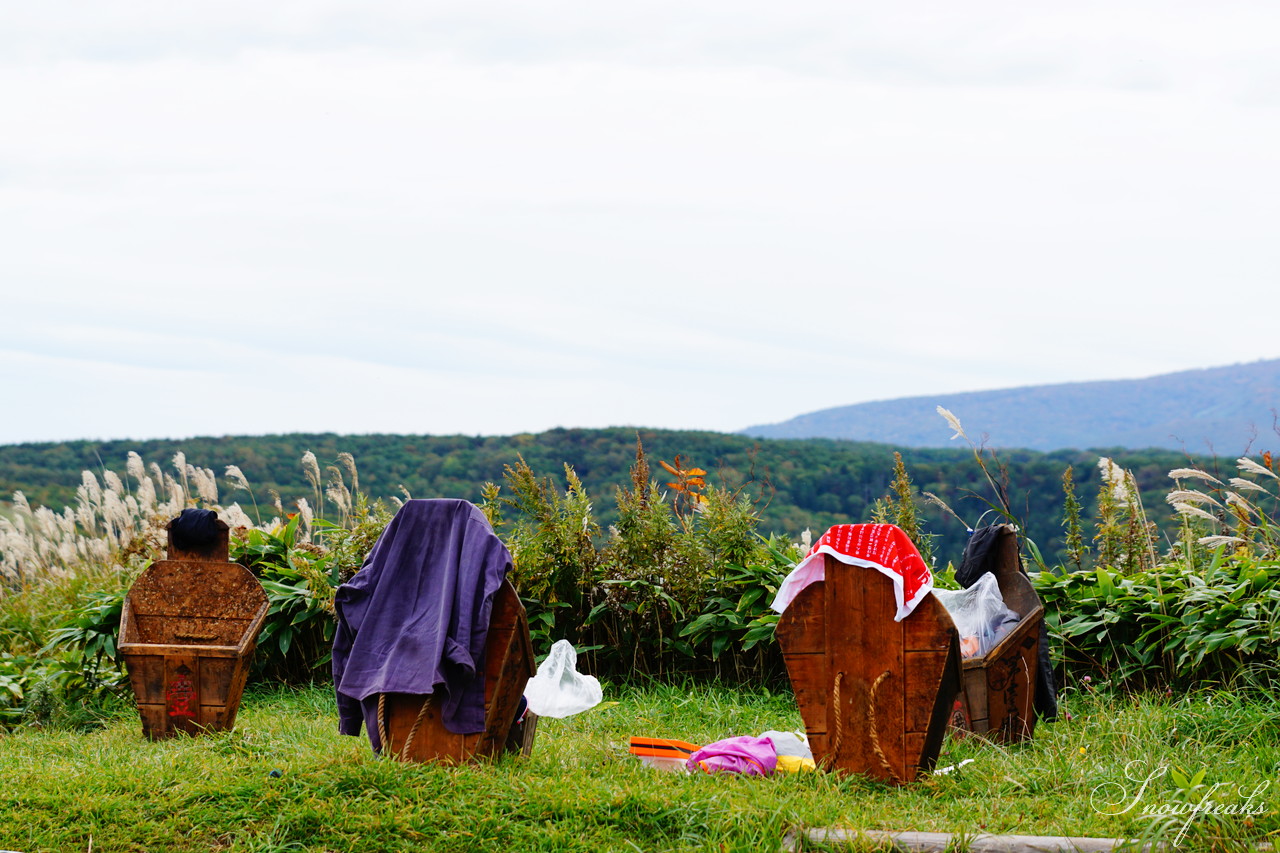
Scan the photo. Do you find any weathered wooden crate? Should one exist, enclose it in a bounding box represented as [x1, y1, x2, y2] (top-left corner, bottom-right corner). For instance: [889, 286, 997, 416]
[376, 577, 537, 763]
[118, 518, 268, 739]
[777, 554, 963, 784]
[952, 526, 1043, 743]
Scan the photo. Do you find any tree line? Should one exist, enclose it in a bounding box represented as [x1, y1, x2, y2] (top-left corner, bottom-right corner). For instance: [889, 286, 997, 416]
[0, 427, 1212, 566]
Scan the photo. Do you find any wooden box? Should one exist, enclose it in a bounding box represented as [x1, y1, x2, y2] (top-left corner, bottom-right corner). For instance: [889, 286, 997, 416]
[777, 555, 963, 784]
[118, 519, 268, 739]
[376, 578, 538, 763]
[952, 526, 1043, 743]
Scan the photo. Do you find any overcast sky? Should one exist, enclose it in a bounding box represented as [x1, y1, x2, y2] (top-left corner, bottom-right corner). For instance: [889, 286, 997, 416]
[3, 2, 1277, 446]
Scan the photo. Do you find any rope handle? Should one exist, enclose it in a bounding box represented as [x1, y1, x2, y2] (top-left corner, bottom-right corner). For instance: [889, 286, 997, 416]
[832, 672, 844, 753]
[831, 669, 901, 784]
[377, 693, 389, 756]
[866, 671, 901, 784]
[376, 693, 433, 761]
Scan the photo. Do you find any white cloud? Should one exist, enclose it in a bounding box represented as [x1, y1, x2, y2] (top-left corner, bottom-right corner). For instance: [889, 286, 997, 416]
[2, 2, 1278, 444]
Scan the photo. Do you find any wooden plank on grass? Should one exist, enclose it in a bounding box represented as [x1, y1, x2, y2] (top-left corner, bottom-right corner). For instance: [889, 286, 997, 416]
[779, 828, 1163, 852]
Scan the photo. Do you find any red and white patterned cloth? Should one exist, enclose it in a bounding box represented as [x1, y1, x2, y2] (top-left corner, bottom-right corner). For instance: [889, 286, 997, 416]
[770, 523, 934, 621]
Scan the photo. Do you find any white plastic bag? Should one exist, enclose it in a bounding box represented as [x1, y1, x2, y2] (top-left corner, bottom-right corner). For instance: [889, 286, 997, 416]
[759, 730, 813, 762]
[931, 572, 1021, 658]
[523, 639, 603, 718]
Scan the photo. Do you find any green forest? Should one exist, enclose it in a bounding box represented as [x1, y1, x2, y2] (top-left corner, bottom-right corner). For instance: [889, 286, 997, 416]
[0, 427, 1210, 564]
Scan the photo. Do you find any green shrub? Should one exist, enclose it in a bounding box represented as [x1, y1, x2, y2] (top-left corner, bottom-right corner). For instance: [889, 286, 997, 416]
[232, 499, 391, 682]
[41, 587, 125, 677]
[492, 439, 788, 683]
[485, 456, 601, 652]
[1037, 549, 1280, 687]
[675, 533, 796, 682]
[1036, 453, 1280, 689]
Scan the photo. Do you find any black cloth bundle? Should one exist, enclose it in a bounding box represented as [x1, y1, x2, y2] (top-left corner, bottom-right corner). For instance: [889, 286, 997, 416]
[957, 525, 1059, 721]
[170, 508, 223, 552]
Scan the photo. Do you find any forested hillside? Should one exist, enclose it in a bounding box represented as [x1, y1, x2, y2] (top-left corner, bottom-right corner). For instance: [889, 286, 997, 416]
[0, 428, 1205, 565]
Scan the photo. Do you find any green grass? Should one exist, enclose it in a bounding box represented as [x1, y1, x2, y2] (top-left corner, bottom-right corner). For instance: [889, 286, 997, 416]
[1, 682, 1276, 852]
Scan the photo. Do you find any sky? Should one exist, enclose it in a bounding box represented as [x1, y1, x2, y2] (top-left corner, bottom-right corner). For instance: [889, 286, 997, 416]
[3, 1, 1278, 445]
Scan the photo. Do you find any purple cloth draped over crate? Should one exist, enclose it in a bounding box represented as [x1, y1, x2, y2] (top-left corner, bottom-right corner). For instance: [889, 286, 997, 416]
[333, 499, 511, 738]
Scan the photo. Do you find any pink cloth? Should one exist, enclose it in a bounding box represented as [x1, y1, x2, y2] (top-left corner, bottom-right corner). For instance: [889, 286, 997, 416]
[686, 736, 778, 776]
[770, 523, 933, 621]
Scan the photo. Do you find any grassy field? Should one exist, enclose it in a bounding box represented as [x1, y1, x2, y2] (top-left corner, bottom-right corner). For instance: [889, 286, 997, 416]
[1, 681, 1276, 852]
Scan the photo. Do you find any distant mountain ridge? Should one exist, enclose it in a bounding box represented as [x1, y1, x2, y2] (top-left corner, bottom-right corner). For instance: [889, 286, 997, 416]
[743, 359, 1280, 453]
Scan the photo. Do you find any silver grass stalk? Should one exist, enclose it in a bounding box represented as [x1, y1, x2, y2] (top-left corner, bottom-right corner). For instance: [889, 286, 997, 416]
[174, 452, 191, 502]
[1168, 468, 1223, 485]
[326, 484, 350, 517]
[75, 474, 100, 534]
[937, 406, 966, 441]
[172, 452, 187, 494]
[224, 465, 252, 493]
[1237, 456, 1279, 480]
[338, 452, 359, 493]
[106, 489, 130, 530]
[81, 471, 102, 506]
[102, 491, 128, 547]
[167, 478, 185, 511]
[301, 452, 321, 491]
[296, 498, 314, 541]
[922, 490, 970, 529]
[1098, 458, 1131, 503]
[103, 470, 124, 496]
[203, 467, 219, 504]
[1233, 458, 1274, 479]
[137, 477, 156, 511]
[34, 508, 56, 537]
[126, 451, 146, 483]
[1166, 489, 1221, 507]
[1228, 477, 1271, 494]
[220, 504, 254, 530]
[186, 466, 218, 504]
[1173, 502, 1219, 523]
[325, 465, 349, 519]
[58, 507, 76, 538]
[86, 538, 109, 564]
[1198, 535, 1245, 548]
[1224, 491, 1257, 515]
